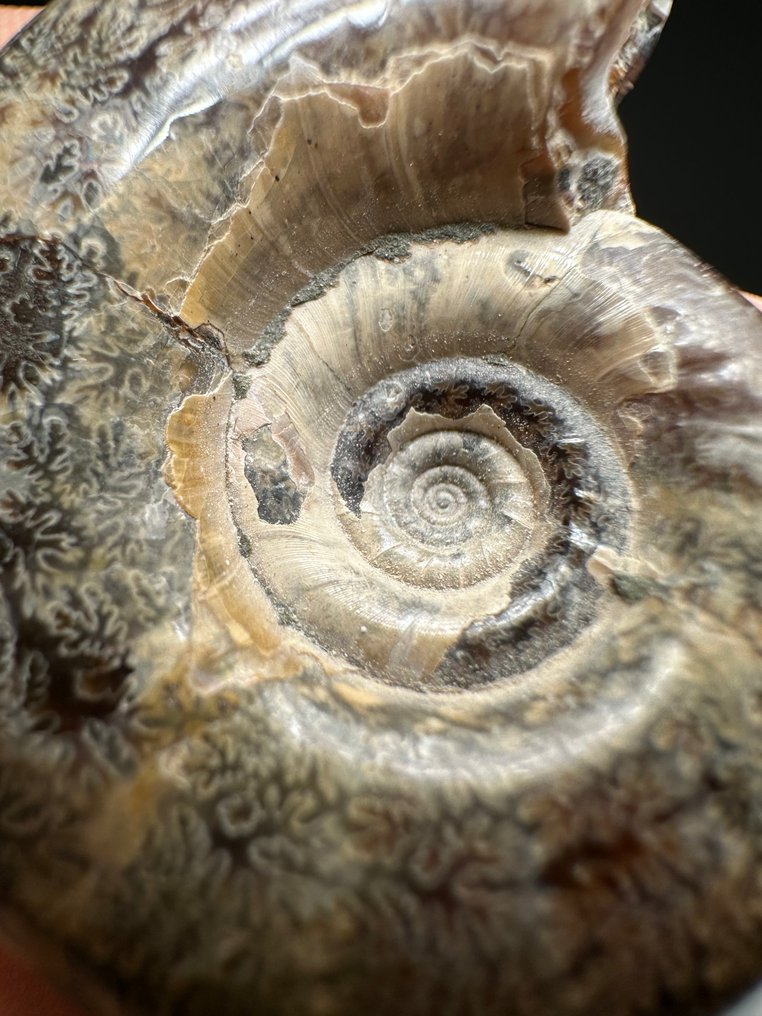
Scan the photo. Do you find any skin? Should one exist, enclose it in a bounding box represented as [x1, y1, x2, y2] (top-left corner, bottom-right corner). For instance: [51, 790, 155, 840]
[0, 5, 759, 1016]
[0, 5, 37, 43]
[0, 944, 89, 1016]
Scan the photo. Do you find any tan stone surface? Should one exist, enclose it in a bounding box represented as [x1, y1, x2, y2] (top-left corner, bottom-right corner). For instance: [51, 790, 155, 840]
[1, 2, 761, 1015]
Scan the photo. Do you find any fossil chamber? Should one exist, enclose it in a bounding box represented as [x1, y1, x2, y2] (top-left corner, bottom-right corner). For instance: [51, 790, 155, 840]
[0, 1, 761, 1015]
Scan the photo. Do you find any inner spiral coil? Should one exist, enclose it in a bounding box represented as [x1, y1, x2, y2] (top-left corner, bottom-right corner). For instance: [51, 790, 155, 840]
[232, 352, 631, 691]
[339, 404, 546, 589]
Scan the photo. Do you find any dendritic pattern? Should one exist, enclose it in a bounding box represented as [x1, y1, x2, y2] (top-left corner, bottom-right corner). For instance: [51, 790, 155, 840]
[0, 2, 761, 1016]
[0, 223, 201, 900]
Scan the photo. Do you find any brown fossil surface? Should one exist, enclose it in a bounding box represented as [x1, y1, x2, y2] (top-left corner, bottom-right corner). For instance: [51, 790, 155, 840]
[1, 1, 761, 1015]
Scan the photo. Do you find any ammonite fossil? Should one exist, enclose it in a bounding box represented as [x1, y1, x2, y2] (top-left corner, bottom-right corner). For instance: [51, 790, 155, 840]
[1, 1, 761, 1014]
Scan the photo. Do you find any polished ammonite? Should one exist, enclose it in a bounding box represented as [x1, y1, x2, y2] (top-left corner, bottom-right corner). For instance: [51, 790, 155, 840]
[0, 1, 761, 1015]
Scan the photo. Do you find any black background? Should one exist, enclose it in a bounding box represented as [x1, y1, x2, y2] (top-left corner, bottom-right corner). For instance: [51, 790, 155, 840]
[620, 0, 761, 294]
[4, 0, 761, 293]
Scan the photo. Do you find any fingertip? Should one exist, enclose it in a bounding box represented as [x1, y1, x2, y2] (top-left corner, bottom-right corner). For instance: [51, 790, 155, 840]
[0, 7, 42, 49]
[0, 945, 92, 1016]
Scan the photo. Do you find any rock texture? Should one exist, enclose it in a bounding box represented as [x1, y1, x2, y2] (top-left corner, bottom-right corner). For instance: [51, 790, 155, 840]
[1, 2, 761, 1015]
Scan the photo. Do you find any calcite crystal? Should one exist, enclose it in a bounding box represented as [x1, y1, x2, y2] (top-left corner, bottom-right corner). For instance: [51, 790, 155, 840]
[0, 1, 761, 1015]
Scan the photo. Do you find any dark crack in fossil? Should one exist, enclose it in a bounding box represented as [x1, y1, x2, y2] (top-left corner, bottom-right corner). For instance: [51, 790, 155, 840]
[0, 1, 761, 1015]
